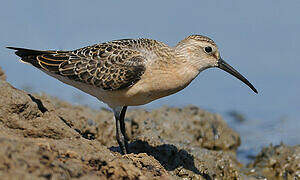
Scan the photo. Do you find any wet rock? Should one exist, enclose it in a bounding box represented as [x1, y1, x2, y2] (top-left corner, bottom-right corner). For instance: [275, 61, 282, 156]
[0, 81, 78, 139]
[0, 79, 245, 179]
[126, 106, 241, 151]
[48, 100, 241, 152]
[247, 143, 300, 179]
[128, 140, 242, 179]
[0, 134, 170, 179]
[0, 70, 298, 179]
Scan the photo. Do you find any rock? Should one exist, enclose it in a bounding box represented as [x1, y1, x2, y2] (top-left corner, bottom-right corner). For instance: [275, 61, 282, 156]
[37, 94, 243, 179]
[0, 69, 298, 179]
[48, 100, 240, 151]
[247, 143, 300, 179]
[0, 79, 245, 179]
[127, 106, 241, 151]
[0, 80, 172, 179]
[0, 81, 78, 139]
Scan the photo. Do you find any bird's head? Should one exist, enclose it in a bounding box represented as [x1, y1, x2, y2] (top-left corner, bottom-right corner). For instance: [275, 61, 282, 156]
[175, 35, 257, 93]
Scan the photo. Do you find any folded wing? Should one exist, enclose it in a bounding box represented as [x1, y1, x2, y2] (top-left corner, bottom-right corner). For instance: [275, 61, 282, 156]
[7, 42, 146, 90]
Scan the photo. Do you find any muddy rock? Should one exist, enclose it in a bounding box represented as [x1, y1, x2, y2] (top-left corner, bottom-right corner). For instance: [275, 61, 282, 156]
[0, 66, 298, 179]
[0, 81, 79, 139]
[126, 106, 241, 151]
[48, 99, 241, 152]
[0, 80, 170, 179]
[0, 78, 245, 179]
[40, 94, 243, 179]
[247, 144, 300, 179]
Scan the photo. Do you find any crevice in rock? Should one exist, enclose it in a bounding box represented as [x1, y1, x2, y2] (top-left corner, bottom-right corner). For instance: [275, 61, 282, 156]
[59, 116, 73, 129]
[81, 130, 96, 140]
[59, 116, 95, 140]
[28, 94, 48, 113]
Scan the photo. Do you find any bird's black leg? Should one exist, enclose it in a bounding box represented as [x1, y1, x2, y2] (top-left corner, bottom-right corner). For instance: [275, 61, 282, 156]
[114, 106, 129, 154]
[120, 106, 129, 152]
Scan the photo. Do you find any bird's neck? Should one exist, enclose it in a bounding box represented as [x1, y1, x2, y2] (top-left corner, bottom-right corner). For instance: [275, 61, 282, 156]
[148, 52, 201, 95]
[172, 58, 201, 89]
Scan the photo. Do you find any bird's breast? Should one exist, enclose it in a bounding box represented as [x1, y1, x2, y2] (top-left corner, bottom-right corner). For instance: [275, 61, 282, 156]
[108, 63, 199, 107]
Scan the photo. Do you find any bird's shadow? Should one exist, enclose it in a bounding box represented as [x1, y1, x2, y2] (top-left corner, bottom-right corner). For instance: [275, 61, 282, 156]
[110, 140, 204, 176]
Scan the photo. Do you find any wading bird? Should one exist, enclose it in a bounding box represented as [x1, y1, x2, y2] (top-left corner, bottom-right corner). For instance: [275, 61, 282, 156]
[7, 35, 257, 154]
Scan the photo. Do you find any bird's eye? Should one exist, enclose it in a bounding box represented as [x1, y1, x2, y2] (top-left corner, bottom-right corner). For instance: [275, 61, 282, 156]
[204, 46, 213, 53]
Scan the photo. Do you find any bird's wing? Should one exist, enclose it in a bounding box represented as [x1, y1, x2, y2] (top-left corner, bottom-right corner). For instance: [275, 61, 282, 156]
[8, 40, 147, 90]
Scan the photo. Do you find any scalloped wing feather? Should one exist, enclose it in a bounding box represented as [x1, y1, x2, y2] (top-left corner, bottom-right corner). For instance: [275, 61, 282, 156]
[8, 40, 148, 91]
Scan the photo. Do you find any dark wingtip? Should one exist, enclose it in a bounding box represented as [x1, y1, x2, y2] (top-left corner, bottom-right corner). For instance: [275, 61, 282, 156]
[6, 46, 19, 50]
[6, 47, 50, 58]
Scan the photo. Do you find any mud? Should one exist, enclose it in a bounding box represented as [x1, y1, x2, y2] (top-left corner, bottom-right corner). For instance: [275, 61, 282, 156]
[0, 68, 299, 179]
[247, 144, 300, 179]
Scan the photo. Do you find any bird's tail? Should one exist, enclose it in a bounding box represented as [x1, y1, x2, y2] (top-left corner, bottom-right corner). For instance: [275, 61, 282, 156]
[6, 47, 55, 66]
[6, 47, 54, 58]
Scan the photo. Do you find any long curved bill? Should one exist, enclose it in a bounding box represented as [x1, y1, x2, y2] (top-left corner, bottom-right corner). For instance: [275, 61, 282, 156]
[218, 58, 258, 93]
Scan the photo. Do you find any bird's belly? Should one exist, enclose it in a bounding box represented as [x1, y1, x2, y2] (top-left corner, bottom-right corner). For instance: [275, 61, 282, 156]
[109, 73, 192, 107]
[42, 71, 165, 107]
[99, 83, 187, 107]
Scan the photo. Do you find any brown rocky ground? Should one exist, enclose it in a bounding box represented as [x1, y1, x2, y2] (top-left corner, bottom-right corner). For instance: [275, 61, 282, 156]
[0, 67, 299, 179]
[247, 144, 300, 179]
